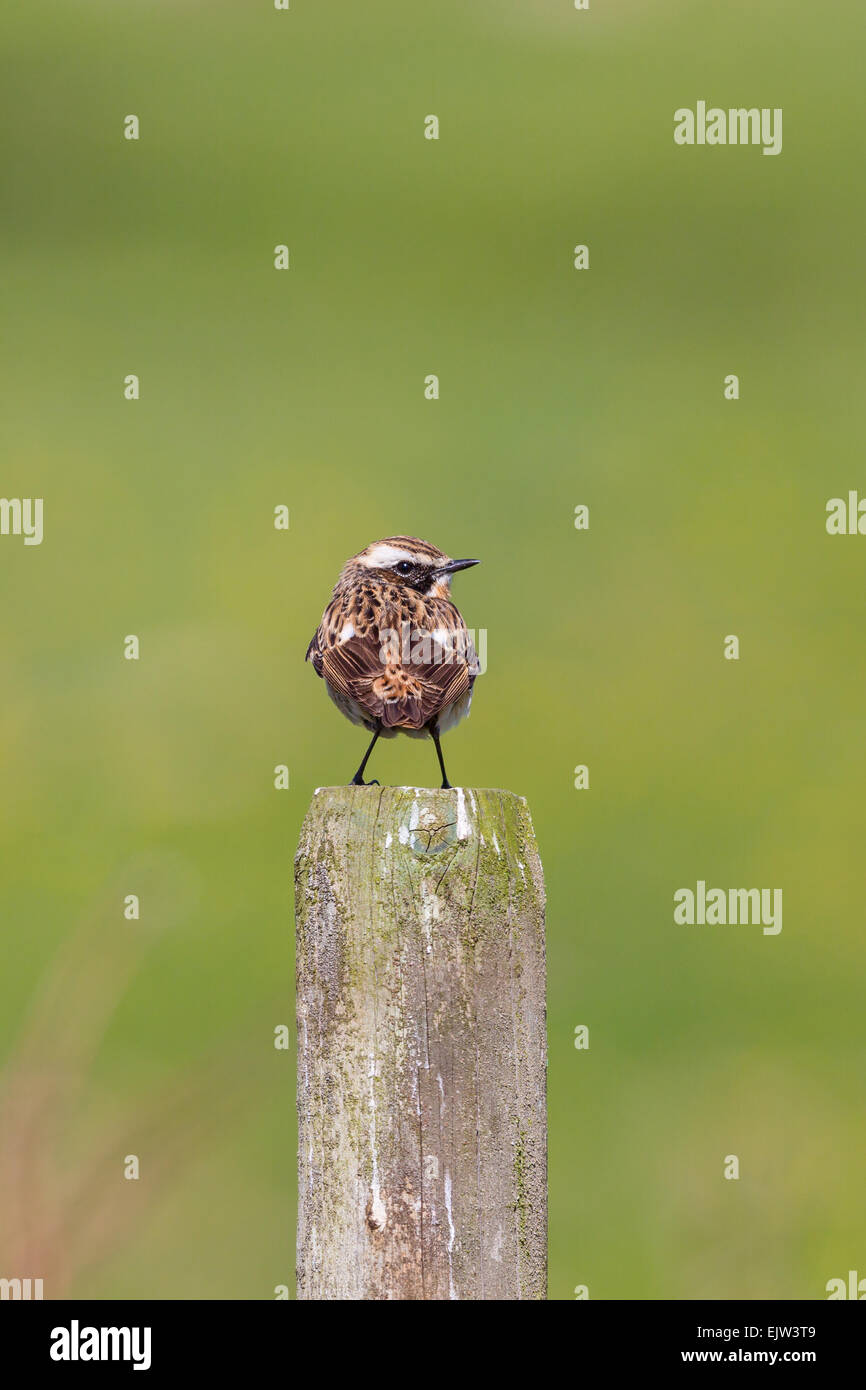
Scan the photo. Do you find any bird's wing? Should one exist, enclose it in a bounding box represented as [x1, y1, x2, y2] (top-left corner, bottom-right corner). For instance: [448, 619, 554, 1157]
[305, 598, 340, 677]
[319, 622, 474, 731]
[305, 629, 324, 676]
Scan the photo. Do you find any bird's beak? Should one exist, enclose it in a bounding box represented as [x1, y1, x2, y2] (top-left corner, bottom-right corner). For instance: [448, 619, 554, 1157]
[434, 558, 480, 577]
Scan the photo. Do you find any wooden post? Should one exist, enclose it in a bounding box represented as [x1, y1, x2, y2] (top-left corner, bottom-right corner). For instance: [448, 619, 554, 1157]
[295, 785, 546, 1300]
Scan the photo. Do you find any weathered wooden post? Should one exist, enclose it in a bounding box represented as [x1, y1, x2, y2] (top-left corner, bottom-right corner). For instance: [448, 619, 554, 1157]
[295, 785, 546, 1300]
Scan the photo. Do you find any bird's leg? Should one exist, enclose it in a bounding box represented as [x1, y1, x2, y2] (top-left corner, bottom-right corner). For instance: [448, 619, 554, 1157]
[429, 724, 452, 790]
[350, 726, 381, 786]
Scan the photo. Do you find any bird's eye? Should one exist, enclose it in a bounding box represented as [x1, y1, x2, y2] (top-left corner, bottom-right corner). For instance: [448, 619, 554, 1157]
[395, 561, 413, 575]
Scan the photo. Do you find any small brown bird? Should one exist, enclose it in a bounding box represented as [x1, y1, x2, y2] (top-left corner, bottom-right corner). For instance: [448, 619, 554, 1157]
[306, 537, 480, 787]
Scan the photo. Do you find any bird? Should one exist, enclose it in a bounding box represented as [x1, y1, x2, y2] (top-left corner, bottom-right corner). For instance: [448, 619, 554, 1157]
[306, 536, 480, 788]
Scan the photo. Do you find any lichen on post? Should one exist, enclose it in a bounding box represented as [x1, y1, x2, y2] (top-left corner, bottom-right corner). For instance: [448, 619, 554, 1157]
[295, 785, 546, 1300]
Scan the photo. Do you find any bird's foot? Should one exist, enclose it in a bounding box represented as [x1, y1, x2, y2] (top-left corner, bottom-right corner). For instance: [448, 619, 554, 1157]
[350, 776, 380, 786]
[440, 779, 452, 790]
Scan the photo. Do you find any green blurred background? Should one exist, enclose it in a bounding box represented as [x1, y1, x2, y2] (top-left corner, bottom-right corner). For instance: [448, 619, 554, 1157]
[2, 0, 864, 1299]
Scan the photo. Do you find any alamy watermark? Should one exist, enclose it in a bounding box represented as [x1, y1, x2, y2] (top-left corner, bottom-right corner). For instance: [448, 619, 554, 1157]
[826, 492, 866, 534]
[50, 1321, 152, 1371]
[674, 881, 782, 935]
[0, 1276, 43, 1299]
[674, 103, 782, 156]
[377, 620, 487, 674]
[0, 497, 43, 545]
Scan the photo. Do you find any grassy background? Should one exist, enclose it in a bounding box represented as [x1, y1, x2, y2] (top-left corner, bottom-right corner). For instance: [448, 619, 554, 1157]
[1, 0, 864, 1298]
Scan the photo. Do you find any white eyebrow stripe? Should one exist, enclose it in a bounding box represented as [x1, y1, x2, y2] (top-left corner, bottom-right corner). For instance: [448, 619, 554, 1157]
[364, 545, 418, 568]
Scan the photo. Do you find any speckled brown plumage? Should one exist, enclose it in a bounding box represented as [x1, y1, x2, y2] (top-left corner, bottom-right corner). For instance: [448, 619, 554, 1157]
[306, 537, 481, 786]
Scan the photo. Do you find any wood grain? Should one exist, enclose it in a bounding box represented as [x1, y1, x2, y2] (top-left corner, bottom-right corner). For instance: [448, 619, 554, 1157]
[295, 785, 546, 1300]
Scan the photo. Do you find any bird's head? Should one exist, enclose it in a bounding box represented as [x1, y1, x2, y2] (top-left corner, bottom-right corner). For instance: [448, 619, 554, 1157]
[345, 536, 479, 600]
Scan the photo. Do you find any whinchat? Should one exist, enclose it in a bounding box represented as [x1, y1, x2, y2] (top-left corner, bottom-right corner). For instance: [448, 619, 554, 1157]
[306, 537, 480, 788]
